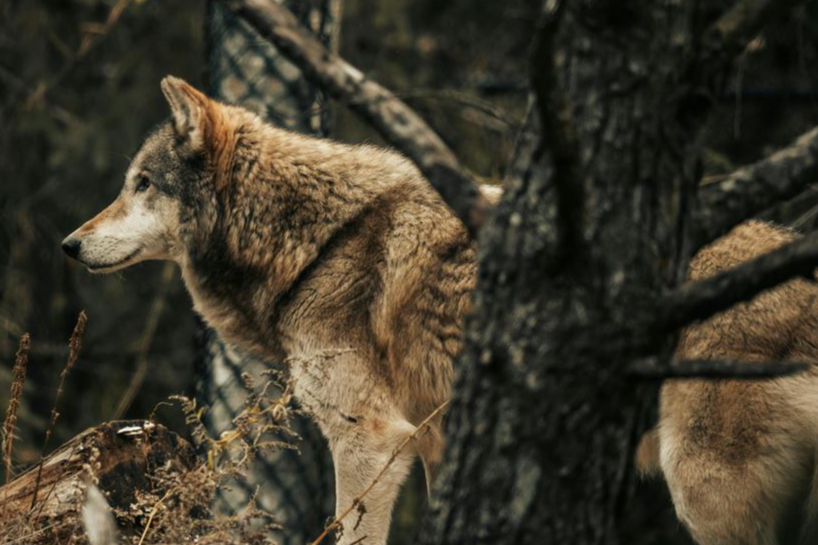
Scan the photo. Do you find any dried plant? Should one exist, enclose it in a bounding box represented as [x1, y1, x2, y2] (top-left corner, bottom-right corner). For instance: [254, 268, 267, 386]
[2, 332, 30, 486]
[171, 369, 298, 477]
[31, 310, 87, 509]
[110, 373, 297, 545]
[0, 310, 308, 545]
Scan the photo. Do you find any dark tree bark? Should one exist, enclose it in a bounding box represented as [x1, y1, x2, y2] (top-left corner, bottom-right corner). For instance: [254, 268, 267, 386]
[419, 1, 810, 544]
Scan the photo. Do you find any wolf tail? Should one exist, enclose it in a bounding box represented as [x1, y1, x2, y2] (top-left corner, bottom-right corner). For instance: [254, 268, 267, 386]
[479, 184, 504, 205]
[636, 427, 662, 477]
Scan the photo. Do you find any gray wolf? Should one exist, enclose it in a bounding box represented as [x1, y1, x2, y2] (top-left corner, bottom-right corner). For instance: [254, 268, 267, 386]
[63, 76, 491, 545]
[639, 220, 818, 545]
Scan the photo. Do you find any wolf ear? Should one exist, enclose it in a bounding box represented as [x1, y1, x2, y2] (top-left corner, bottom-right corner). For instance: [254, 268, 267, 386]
[160, 76, 210, 154]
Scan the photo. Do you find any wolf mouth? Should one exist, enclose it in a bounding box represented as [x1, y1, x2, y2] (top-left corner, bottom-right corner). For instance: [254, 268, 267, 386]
[85, 248, 142, 272]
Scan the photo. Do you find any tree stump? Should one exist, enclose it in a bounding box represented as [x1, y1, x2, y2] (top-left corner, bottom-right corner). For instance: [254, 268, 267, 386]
[0, 420, 194, 542]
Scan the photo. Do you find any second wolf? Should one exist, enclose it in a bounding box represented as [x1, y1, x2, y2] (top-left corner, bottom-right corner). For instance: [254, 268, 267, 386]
[640, 220, 818, 545]
[62, 76, 489, 545]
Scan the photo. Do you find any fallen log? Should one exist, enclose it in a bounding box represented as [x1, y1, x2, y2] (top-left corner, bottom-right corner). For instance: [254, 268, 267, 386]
[0, 420, 194, 543]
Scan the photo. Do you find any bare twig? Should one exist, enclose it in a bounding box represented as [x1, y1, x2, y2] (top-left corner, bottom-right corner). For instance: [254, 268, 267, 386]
[529, 0, 584, 261]
[629, 358, 809, 379]
[657, 232, 818, 333]
[23, 0, 134, 111]
[136, 487, 173, 545]
[219, 0, 492, 236]
[702, 0, 805, 63]
[30, 311, 87, 510]
[694, 126, 818, 250]
[3, 334, 30, 486]
[112, 262, 175, 420]
[308, 400, 450, 545]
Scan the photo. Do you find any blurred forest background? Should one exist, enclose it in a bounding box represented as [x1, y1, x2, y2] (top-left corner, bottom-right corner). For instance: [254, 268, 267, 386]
[2, 0, 818, 543]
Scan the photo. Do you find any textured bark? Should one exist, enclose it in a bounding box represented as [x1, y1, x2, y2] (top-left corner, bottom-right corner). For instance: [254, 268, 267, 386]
[420, 2, 807, 543]
[694, 127, 818, 250]
[628, 358, 809, 379]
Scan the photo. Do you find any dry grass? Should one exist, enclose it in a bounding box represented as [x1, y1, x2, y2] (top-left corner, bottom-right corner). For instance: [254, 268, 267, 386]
[2, 332, 30, 486]
[30, 310, 87, 509]
[0, 314, 297, 545]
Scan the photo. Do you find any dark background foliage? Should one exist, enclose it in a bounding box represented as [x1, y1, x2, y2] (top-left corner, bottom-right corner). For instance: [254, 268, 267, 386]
[2, 0, 818, 542]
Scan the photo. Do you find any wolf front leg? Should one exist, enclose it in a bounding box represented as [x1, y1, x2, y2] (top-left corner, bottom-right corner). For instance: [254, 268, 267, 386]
[329, 414, 417, 545]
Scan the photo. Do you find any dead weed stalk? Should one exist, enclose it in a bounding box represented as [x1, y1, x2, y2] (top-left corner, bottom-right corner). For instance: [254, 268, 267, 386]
[2, 332, 30, 486]
[30, 310, 87, 510]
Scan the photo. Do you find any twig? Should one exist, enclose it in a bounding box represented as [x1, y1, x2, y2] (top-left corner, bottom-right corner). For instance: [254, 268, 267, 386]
[2, 333, 30, 486]
[693, 126, 818, 251]
[137, 486, 173, 545]
[529, 0, 584, 262]
[220, 0, 492, 236]
[23, 0, 134, 111]
[656, 232, 818, 333]
[308, 400, 450, 545]
[702, 0, 805, 64]
[29, 311, 87, 511]
[112, 262, 175, 420]
[628, 358, 809, 379]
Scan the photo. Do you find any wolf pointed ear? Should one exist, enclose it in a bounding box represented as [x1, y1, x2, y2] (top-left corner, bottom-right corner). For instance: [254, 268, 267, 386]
[160, 76, 210, 154]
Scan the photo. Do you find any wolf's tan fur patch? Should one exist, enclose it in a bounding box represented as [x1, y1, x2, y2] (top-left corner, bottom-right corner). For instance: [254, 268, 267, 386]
[644, 220, 818, 545]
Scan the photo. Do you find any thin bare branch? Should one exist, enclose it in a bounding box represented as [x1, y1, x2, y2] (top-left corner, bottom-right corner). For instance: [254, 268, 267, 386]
[3, 334, 30, 486]
[702, 0, 805, 63]
[657, 231, 818, 333]
[220, 0, 492, 235]
[629, 358, 809, 379]
[30, 311, 87, 511]
[529, 0, 584, 260]
[693, 126, 818, 250]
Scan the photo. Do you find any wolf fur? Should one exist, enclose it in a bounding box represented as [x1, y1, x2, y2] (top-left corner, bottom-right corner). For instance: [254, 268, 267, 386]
[63, 76, 485, 545]
[639, 220, 818, 545]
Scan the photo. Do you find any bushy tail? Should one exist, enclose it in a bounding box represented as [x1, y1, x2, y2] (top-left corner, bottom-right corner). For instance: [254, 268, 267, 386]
[479, 184, 504, 205]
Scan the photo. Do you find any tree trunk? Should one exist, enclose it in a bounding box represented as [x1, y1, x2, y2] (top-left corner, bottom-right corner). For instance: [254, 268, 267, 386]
[421, 2, 742, 543]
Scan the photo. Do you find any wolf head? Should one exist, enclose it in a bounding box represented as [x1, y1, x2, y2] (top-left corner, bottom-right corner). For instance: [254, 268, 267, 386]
[62, 76, 243, 273]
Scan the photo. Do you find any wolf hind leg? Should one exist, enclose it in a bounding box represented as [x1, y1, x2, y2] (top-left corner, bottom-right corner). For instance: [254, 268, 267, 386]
[328, 411, 417, 545]
[664, 456, 784, 545]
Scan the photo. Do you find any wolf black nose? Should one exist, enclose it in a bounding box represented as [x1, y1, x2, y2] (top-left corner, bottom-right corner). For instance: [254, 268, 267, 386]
[62, 238, 81, 259]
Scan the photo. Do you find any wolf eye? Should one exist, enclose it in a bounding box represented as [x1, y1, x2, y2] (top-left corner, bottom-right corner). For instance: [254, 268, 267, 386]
[135, 175, 151, 193]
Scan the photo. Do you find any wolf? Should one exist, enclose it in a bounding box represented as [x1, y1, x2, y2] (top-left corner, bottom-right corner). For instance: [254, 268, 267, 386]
[62, 76, 495, 545]
[638, 220, 818, 545]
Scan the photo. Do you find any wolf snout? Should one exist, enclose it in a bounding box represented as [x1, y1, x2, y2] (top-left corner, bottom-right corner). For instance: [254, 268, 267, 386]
[61, 237, 82, 259]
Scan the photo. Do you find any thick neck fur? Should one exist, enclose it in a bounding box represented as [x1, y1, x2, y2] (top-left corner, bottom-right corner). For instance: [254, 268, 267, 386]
[178, 108, 422, 358]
